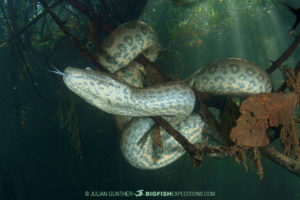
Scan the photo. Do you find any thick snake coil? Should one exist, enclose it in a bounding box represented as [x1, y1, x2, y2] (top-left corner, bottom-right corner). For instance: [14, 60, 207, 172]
[58, 21, 272, 169]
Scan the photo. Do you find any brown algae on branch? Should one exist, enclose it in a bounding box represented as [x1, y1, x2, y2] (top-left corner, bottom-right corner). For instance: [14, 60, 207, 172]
[230, 92, 298, 147]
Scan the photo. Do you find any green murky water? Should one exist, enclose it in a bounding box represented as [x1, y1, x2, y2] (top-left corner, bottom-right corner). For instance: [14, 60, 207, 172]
[0, 0, 299, 199]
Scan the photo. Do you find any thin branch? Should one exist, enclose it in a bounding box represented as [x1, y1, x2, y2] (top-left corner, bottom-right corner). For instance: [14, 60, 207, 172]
[65, 0, 114, 33]
[261, 145, 300, 177]
[0, 0, 62, 47]
[0, 0, 55, 105]
[39, 0, 109, 73]
[266, 33, 300, 74]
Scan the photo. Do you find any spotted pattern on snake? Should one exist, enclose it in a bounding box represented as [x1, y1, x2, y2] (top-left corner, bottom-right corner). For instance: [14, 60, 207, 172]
[60, 21, 273, 169]
[97, 21, 160, 73]
[63, 67, 195, 121]
[185, 58, 272, 96]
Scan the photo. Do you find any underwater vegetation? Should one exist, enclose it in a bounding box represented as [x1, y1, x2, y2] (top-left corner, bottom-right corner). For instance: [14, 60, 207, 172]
[0, 0, 300, 184]
[56, 90, 82, 158]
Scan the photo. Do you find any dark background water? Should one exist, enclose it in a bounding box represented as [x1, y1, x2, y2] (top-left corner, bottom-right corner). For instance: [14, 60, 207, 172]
[0, 0, 299, 199]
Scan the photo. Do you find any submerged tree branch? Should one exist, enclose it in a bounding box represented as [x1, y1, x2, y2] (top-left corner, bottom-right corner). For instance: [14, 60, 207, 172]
[39, 0, 109, 73]
[266, 33, 300, 74]
[0, 0, 55, 105]
[66, 0, 114, 33]
[151, 116, 200, 166]
[262, 145, 300, 177]
[0, 0, 62, 48]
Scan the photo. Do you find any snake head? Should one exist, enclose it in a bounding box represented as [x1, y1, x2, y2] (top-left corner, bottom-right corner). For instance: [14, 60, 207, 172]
[62, 67, 133, 115]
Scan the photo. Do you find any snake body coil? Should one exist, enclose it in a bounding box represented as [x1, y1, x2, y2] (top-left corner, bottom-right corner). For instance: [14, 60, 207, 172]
[185, 58, 272, 96]
[63, 67, 195, 120]
[59, 21, 272, 169]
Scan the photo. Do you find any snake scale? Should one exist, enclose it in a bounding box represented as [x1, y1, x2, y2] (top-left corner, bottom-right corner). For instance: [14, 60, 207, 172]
[54, 21, 272, 169]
